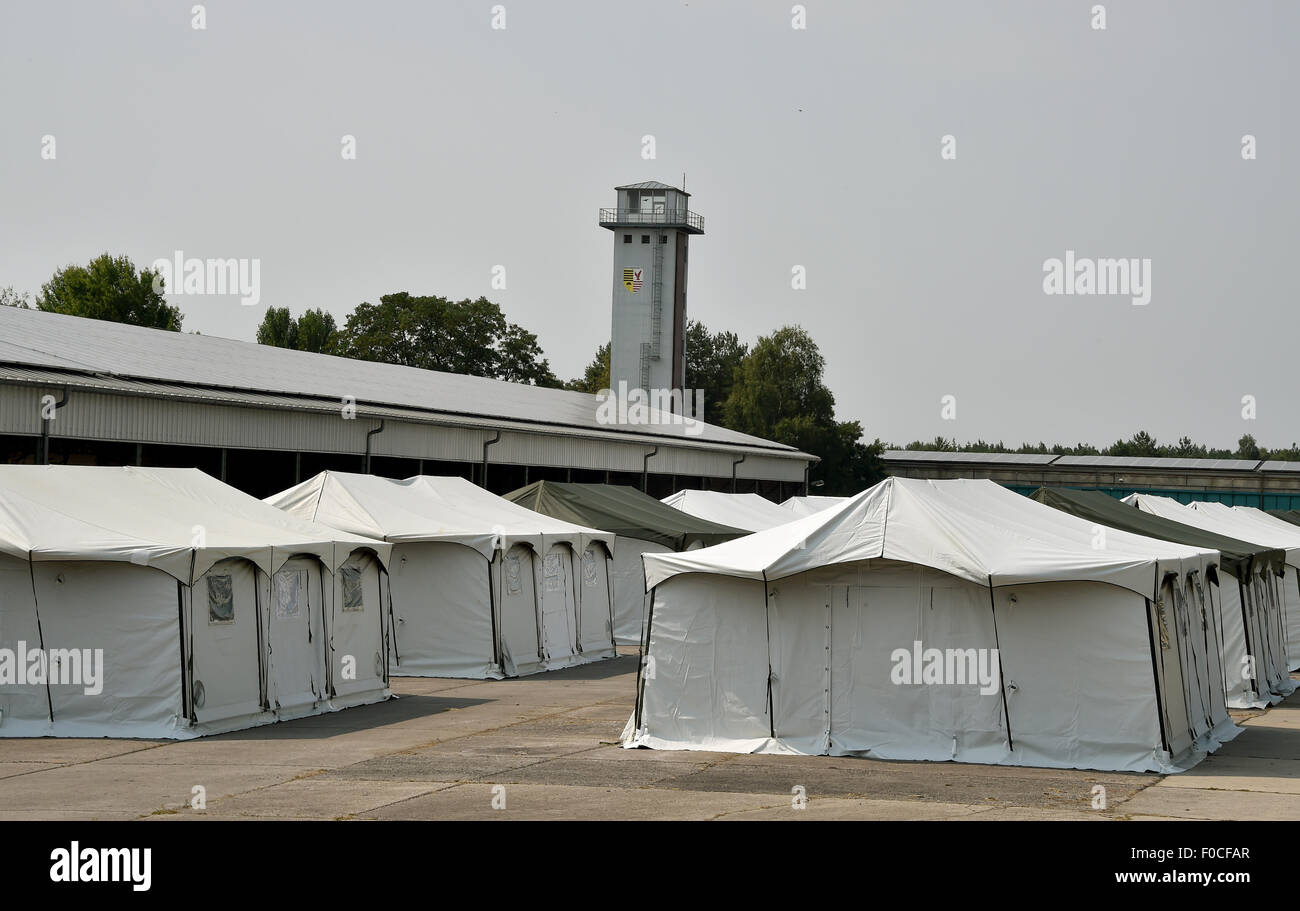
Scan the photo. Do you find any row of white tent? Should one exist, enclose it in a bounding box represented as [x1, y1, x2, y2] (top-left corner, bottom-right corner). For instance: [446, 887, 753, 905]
[1123, 495, 1299, 706]
[0, 467, 622, 739]
[628, 478, 1300, 773]
[0, 467, 392, 739]
[5, 462, 1297, 772]
[268, 471, 619, 678]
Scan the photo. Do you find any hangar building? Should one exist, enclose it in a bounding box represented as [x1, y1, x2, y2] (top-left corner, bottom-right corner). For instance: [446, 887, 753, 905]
[0, 306, 815, 500]
[883, 449, 1300, 510]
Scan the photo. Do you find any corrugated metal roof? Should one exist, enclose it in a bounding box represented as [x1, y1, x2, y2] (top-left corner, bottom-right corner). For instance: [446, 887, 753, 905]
[883, 450, 1058, 465]
[883, 450, 1270, 472]
[1053, 455, 1261, 471]
[1259, 460, 1300, 473]
[0, 307, 805, 459]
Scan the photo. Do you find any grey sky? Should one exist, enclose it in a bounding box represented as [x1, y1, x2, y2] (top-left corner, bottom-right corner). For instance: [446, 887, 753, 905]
[1, 1, 1294, 451]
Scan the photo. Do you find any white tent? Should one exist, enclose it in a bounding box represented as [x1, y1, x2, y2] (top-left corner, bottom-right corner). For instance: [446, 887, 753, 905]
[781, 495, 848, 518]
[1124, 494, 1293, 706]
[0, 466, 391, 739]
[932, 480, 1231, 737]
[267, 472, 617, 678]
[501, 481, 746, 646]
[1194, 502, 1300, 672]
[626, 478, 1238, 773]
[660, 490, 794, 532]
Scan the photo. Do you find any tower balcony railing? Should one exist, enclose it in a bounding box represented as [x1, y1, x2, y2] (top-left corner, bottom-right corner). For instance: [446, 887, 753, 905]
[598, 208, 705, 233]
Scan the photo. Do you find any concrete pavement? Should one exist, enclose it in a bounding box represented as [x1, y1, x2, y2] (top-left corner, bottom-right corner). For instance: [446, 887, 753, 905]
[1, 652, 1297, 820]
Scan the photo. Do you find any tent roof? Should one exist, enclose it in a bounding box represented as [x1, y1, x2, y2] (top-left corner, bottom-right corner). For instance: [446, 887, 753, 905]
[645, 477, 1169, 597]
[1128, 494, 1300, 570]
[1032, 487, 1283, 580]
[503, 481, 745, 550]
[780, 495, 848, 518]
[920, 479, 1215, 582]
[660, 490, 794, 532]
[0, 466, 388, 582]
[266, 472, 614, 559]
[1197, 503, 1300, 565]
[1268, 509, 1300, 529]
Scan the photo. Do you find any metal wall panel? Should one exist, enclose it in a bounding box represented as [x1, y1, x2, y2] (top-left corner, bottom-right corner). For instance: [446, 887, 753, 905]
[1, 383, 811, 482]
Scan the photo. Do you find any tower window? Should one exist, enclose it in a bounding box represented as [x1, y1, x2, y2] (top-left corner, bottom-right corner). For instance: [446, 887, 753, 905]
[623, 234, 632, 243]
[641, 235, 650, 244]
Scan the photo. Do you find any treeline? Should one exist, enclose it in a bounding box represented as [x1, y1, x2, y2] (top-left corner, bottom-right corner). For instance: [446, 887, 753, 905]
[261, 296, 885, 494]
[900, 431, 1297, 462]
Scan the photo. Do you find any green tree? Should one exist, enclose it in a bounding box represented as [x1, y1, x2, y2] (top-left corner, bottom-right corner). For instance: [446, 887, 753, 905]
[1107, 430, 1159, 458]
[257, 306, 338, 353]
[723, 326, 835, 433]
[39, 253, 182, 330]
[723, 325, 883, 494]
[256, 306, 299, 349]
[294, 308, 337, 354]
[332, 293, 559, 385]
[683, 320, 748, 424]
[1172, 435, 1207, 458]
[1237, 433, 1261, 460]
[566, 342, 610, 394]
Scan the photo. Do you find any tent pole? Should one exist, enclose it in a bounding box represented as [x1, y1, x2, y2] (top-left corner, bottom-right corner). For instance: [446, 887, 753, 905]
[985, 577, 1013, 754]
[376, 563, 389, 685]
[253, 567, 268, 711]
[385, 565, 400, 667]
[605, 545, 616, 650]
[188, 551, 199, 722]
[485, 555, 501, 671]
[176, 581, 190, 722]
[763, 570, 775, 740]
[634, 585, 657, 732]
[26, 555, 54, 724]
[1208, 573, 1228, 699]
[320, 561, 334, 699]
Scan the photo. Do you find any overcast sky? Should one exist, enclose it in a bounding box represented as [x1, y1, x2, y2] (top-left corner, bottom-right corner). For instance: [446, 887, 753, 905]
[1, 1, 1294, 451]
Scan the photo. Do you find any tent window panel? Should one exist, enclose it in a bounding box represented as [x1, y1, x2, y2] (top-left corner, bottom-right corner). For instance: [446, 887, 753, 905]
[582, 548, 599, 587]
[274, 569, 307, 621]
[505, 555, 523, 595]
[543, 553, 564, 592]
[207, 574, 234, 625]
[341, 566, 365, 612]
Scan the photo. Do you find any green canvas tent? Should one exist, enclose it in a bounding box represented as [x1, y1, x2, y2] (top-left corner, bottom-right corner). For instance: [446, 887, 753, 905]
[1032, 487, 1285, 582]
[505, 481, 746, 644]
[1031, 486, 1287, 707]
